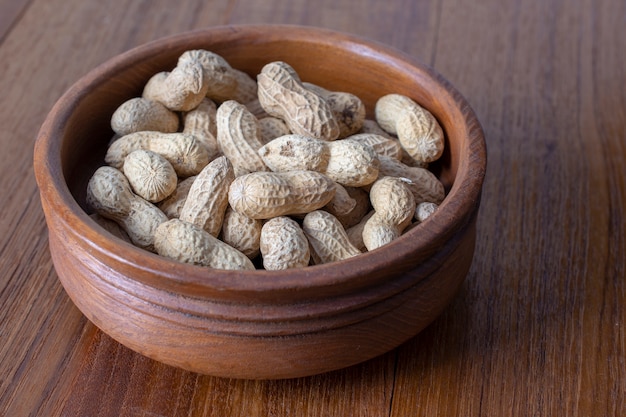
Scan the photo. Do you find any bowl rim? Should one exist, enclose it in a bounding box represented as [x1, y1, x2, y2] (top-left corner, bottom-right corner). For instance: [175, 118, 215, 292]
[34, 24, 486, 298]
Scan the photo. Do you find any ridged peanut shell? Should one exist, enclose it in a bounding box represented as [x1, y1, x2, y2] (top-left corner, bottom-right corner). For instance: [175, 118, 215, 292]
[178, 50, 238, 102]
[325, 139, 380, 187]
[86, 166, 167, 251]
[110, 97, 179, 136]
[216, 100, 268, 176]
[154, 219, 255, 270]
[258, 117, 291, 144]
[377, 155, 445, 204]
[302, 210, 361, 264]
[122, 149, 177, 203]
[105, 132, 209, 178]
[221, 207, 262, 259]
[179, 156, 234, 237]
[182, 98, 220, 160]
[142, 60, 209, 111]
[257, 61, 339, 141]
[260, 217, 310, 270]
[258, 134, 329, 173]
[369, 176, 416, 227]
[375, 93, 444, 164]
[228, 170, 336, 219]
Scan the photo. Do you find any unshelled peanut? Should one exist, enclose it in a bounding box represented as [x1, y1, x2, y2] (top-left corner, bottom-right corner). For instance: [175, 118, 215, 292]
[155, 219, 255, 270]
[86, 166, 167, 251]
[302, 210, 361, 264]
[362, 177, 416, 251]
[228, 170, 336, 219]
[257, 61, 340, 141]
[260, 216, 310, 270]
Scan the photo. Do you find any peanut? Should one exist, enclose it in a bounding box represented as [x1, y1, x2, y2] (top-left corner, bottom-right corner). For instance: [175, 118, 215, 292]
[302, 210, 361, 264]
[122, 149, 177, 203]
[110, 97, 179, 136]
[375, 93, 444, 164]
[154, 219, 255, 270]
[303, 82, 366, 138]
[142, 59, 208, 111]
[258, 134, 329, 173]
[182, 98, 220, 160]
[221, 207, 262, 259]
[178, 50, 238, 102]
[105, 131, 209, 178]
[258, 134, 379, 187]
[260, 217, 310, 270]
[179, 156, 234, 236]
[216, 100, 268, 176]
[86, 166, 167, 251]
[362, 177, 416, 251]
[257, 61, 339, 141]
[228, 170, 336, 219]
[344, 132, 403, 161]
[415, 201, 439, 223]
[377, 155, 445, 204]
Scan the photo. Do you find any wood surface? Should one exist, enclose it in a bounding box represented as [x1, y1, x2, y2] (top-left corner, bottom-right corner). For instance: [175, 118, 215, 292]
[1, 0, 624, 415]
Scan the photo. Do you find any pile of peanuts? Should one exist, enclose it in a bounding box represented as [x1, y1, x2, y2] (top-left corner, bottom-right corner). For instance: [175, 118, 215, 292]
[86, 49, 446, 271]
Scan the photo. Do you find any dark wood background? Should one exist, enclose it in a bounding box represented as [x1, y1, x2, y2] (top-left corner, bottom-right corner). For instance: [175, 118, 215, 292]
[1, 0, 624, 415]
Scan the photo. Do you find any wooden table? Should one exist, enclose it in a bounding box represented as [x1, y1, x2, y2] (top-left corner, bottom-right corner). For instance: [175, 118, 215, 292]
[1, 0, 624, 415]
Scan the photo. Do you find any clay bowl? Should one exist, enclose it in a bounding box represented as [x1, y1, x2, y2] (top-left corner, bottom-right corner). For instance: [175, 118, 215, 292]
[34, 24, 486, 379]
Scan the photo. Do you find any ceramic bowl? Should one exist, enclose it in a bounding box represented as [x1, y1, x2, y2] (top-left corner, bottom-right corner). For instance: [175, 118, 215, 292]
[34, 24, 486, 379]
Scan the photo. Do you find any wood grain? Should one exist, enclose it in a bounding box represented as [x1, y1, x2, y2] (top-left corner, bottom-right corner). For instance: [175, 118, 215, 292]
[1, 0, 624, 416]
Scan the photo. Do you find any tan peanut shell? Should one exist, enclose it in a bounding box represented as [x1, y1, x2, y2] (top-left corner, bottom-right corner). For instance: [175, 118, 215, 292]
[182, 98, 220, 160]
[142, 59, 208, 111]
[375, 93, 444, 164]
[105, 131, 209, 178]
[415, 201, 439, 223]
[178, 50, 238, 102]
[154, 219, 255, 270]
[228, 170, 336, 219]
[258, 117, 291, 144]
[258, 134, 329, 173]
[258, 135, 379, 187]
[220, 207, 262, 259]
[157, 175, 196, 219]
[179, 156, 234, 237]
[377, 155, 445, 204]
[122, 149, 177, 203]
[344, 133, 403, 160]
[325, 139, 379, 187]
[110, 97, 179, 136]
[302, 210, 361, 264]
[216, 100, 268, 176]
[257, 61, 340, 141]
[363, 177, 416, 251]
[86, 166, 167, 251]
[260, 217, 310, 270]
[303, 82, 366, 138]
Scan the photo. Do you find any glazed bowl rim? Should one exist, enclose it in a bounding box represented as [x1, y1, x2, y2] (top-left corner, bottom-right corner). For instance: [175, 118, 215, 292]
[34, 24, 486, 296]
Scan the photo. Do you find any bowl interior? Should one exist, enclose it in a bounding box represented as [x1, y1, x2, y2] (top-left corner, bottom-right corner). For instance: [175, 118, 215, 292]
[36, 25, 485, 300]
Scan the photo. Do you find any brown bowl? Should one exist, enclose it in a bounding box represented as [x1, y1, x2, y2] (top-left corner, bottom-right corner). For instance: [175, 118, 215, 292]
[34, 24, 486, 379]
